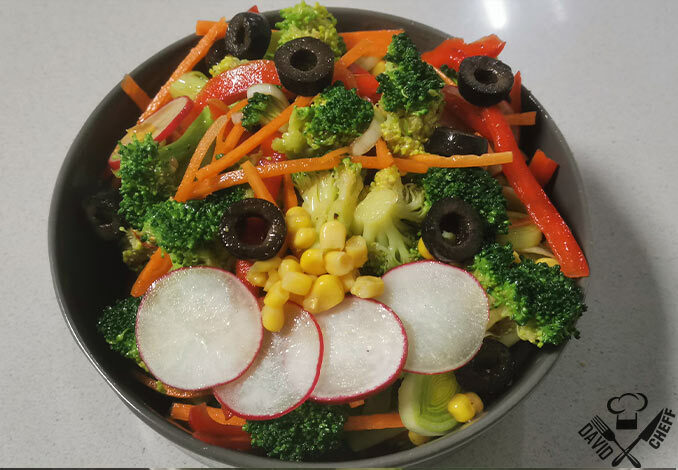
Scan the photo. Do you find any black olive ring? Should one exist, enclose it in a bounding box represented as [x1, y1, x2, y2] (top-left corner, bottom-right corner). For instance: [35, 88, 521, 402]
[274, 37, 335, 96]
[224, 11, 272, 60]
[425, 126, 489, 157]
[458, 55, 514, 107]
[219, 199, 287, 260]
[421, 197, 484, 264]
[455, 338, 516, 402]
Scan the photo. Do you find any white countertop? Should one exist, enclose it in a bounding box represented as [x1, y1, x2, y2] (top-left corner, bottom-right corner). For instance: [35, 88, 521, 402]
[1, 0, 677, 466]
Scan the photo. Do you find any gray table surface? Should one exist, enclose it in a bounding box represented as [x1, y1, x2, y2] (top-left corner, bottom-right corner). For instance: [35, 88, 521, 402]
[1, 0, 677, 467]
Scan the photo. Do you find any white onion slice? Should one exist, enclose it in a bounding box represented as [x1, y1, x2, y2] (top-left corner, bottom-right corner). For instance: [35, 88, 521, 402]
[355, 55, 380, 73]
[351, 114, 382, 156]
[231, 111, 243, 125]
[246, 83, 288, 106]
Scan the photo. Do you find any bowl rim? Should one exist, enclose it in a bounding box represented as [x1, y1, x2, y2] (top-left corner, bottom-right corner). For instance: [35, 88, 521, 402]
[49, 7, 592, 467]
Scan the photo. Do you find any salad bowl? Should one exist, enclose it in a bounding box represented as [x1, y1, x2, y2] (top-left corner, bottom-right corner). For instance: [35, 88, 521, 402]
[49, 7, 590, 467]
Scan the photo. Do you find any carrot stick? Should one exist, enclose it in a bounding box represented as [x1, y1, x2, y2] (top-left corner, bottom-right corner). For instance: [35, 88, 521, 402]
[121, 74, 151, 111]
[349, 399, 365, 408]
[375, 138, 395, 168]
[351, 156, 428, 174]
[242, 160, 276, 203]
[340, 39, 376, 68]
[433, 66, 456, 87]
[344, 413, 404, 431]
[131, 248, 173, 297]
[339, 30, 404, 57]
[282, 174, 297, 211]
[174, 115, 230, 202]
[528, 149, 559, 186]
[170, 403, 246, 427]
[216, 122, 246, 157]
[410, 151, 513, 168]
[196, 20, 228, 37]
[196, 96, 313, 181]
[207, 99, 232, 118]
[139, 18, 226, 122]
[503, 111, 536, 126]
[192, 148, 348, 198]
[132, 370, 212, 399]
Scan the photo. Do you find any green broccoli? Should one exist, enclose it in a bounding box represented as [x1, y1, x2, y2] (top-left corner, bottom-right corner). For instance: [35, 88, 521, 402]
[469, 243, 587, 346]
[209, 55, 249, 77]
[353, 166, 427, 275]
[275, 1, 346, 57]
[420, 167, 509, 236]
[241, 92, 287, 132]
[120, 228, 154, 272]
[274, 83, 374, 158]
[439, 64, 458, 85]
[244, 401, 347, 461]
[292, 157, 364, 231]
[97, 296, 145, 369]
[376, 33, 445, 156]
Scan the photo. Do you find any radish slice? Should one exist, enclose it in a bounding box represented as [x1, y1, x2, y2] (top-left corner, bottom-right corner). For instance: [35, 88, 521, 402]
[310, 297, 407, 403]
[136, 267, 263, 390]
[214, 304, 322, 419]
[378, 261, 488, 374]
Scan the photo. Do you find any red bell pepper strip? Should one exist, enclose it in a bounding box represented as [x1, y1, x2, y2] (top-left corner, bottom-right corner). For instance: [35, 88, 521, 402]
[188, 403, 245, 436]
[332, 61, 358, 90]
[192, 432, 252, 450]
[235, 259, 260, 296]
[509, 71, 522, 113]
[247, 5, 259, 13]
[422, 34, 506, 70]
[442, 86, 487, 133]
[529, 149, 559, 186]
[349, 64, 380, 102]
[480, 106, 589, 278]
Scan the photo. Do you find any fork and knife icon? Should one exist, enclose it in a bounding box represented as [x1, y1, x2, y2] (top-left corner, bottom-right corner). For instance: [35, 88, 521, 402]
[590, 410, 665, 467]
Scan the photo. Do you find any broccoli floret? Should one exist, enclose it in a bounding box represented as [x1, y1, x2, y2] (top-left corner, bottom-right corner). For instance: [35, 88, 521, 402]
[292, 158, 364, 231]
[353, 166, 427, 275]
[420, 167, 509, 236]
[209, 56, 249, 77]
[274, 83, 374, 158]
[244, 401, 347, 461]
[376, 33, 445, 156]
[120, 228, 154, 272]
[241, 92, 287, 132]
[141, 187, 246, 268]
[97, 297, 145, 369]
[439, 64, 458, 85]
[276, 1, 346, 57]
[470, 243, 587, 346]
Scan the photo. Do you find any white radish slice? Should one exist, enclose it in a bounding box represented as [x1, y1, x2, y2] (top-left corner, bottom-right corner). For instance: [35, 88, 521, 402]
[136, 267, 263, 391]
[310, 297, 407, 403]
[214, 303, 322, 419]
[378, 261, 488, 374]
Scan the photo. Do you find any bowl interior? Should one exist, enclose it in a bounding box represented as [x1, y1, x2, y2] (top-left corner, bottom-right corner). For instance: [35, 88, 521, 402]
[49, 7, 590, 468]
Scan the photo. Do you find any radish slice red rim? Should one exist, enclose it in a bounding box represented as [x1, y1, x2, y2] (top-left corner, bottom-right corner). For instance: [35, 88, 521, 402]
[136, 267, 263, 390]
[378, 261, 489, 374]
[214, 303, 323, 420]
[310, 297, 407, 403]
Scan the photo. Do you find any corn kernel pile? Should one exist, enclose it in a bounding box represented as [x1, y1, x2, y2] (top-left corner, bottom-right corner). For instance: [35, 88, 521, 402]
[247, 206, 385, 332]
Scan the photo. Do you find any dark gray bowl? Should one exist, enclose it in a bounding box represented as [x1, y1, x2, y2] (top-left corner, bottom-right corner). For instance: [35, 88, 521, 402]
[49, 7, 590, 467]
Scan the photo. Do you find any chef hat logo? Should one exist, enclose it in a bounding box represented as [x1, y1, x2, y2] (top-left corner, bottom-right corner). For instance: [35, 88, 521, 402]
[607, 393, 648, 430]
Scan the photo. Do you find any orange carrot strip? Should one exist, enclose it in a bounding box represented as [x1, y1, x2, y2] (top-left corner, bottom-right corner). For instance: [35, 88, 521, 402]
[410, 151, 513, 168]
[349, 399, 365, 408]
[339, 30, 405, 58]
[375, 138, 395, 168]
[242, 160, 275, 203]
[121, 74, 151, 111]
[344, 413, 404, 431]
[528, 149, 559, 186]
[174, 115, 229, 202]
[133, 370, 212, 399]
[170, 403, 246, 427]
[196, 96, 313, 181]
[340, 39, 375, 68]
[140, 18, 226, 122]
[351, 156, 428, 174]
[196, 20, 228, 38]
[131, 248, 173, 297]
[503, 111, 536, 126]
[433, 66, 456, 87]
[216, 123, 246, 157]
[206, 98, 232, 118]
[282, 174, 298, 211]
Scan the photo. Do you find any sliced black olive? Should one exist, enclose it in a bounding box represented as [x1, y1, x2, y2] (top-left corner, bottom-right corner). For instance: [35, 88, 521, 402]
[274, 37, 334, 96]
[425, 127, 489, 156]
[205, 39, 228, 70]
[458, 55, 514, 107]
[455, 338, 516, 402]
[83, 188, 122, 241]
[219, 199, 286, 260]
[224, 12, 272, 60]
[421, 197, 484, 264]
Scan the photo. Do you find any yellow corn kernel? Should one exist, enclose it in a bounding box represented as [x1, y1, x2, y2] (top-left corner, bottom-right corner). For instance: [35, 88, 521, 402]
[263, 281, 289, 308]
[288, 292, 306, 305]
[303, 274, 345, 313]
[350, 276, 385, 299]
[300, 248, 326, 275]
[278, 256, 302, 277]
[536, 257, 559, 267]
[371, 60, 386, 76]
[408, 431, 431, 446]
[281, 271, 315, 296]
[344, 235, 368, 267]
[465, 392, 484, 414]
[261, 305, 285, 332]
[324, 251, 354, 276]
[292, 227, 317, 251]
[285, 207, 312, 232]
[448, 393, 476, 423]
[250, 256, 282, 273]
[418, 237, 434, 260]
[339, 270, 358, 293]
[286, 206, 310, 219]
[512, 251, 521, 263]
[246, 270, 267, 287]
[319, 220, 346, 251]
[263, 270, 281, 292]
